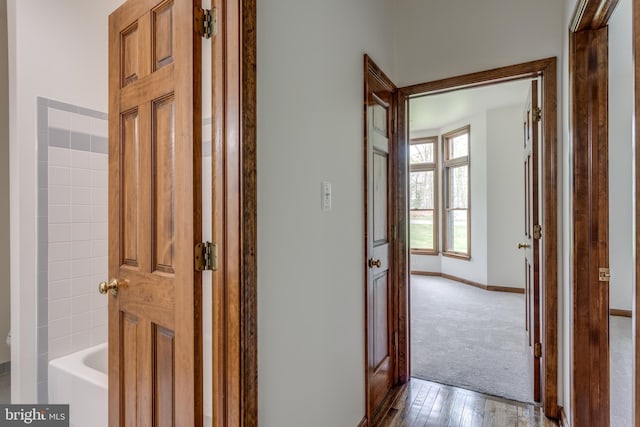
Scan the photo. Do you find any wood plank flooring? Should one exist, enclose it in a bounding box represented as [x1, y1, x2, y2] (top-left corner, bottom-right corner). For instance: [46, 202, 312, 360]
[378, 378, 557, 427]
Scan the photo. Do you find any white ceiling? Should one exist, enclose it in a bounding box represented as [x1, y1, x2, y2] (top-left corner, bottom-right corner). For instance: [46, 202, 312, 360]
[409, 79, 533, 131]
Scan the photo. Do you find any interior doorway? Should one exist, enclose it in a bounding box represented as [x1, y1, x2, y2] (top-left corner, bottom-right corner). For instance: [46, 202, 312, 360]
[407, 78, 542, 404]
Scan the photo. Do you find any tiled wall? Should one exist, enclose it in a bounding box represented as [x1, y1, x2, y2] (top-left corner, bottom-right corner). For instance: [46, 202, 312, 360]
[37, 97, 108, 402]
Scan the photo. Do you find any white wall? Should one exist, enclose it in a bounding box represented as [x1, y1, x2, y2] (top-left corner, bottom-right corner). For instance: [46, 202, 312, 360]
[0, 0, 10, 366]
[486, 105, 526, 288]
[392, 0, 565, 86]
[8, 0, 123, 402]
[257, 0, 393, 425]
[609, 0, 634, 312]
[440, 114, 488, 285]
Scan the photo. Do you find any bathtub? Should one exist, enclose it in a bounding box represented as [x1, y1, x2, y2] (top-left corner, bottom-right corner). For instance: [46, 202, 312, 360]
[49, 343, 108, 427]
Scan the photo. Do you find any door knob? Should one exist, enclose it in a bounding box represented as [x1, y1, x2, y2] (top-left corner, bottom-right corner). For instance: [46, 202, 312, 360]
[98, 278, 124, 296]
[368, 258, 382, 268]
[517, 243, 531, 249]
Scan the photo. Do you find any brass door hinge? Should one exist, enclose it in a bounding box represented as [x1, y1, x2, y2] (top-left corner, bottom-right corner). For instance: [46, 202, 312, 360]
[534, 342, 542, 358]
[198, 8, 217, 39]
[599, 268, 611, 282]
[195, 242, 218, 271]
[533, 107, 542, 123]
[533, 224, 542, 240]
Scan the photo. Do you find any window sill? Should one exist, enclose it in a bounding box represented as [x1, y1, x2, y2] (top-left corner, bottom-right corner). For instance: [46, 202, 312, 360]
[411, 249, 439, 256]
[442, 251, 471, 261]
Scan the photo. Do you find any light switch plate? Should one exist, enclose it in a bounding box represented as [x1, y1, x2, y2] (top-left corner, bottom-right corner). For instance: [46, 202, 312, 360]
[321, 181, 332, 211]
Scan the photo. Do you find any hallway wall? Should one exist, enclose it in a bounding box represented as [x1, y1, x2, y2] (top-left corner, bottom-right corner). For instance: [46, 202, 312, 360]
[257, 0, 393, 425]
[0, 0, 10, 366]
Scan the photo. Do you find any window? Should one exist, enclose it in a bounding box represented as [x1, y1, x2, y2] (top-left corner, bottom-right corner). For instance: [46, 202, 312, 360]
[442, 126, 470, 258]
[409, 136, 438, 253]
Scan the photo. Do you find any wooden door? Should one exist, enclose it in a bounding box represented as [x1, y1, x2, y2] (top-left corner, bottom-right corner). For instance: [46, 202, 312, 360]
[521, 80, 541, 403]
[107, 0, 202, 425]
[365, 57, 397, 422]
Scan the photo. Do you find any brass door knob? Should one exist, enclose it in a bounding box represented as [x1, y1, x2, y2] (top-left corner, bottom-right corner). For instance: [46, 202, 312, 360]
[517, 243, 531, 249]
[368, 258, 382, 268]
[99, 278, 122, 296]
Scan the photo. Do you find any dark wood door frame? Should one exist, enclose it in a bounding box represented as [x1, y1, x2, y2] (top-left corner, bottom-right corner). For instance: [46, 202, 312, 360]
[395, 58, 559, 419]
[217, 0, 257, 425]
[569, 1, 619, 426]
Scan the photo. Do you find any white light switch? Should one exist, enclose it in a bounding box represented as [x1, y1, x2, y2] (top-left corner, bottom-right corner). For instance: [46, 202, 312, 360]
[321, 181, 332, 211]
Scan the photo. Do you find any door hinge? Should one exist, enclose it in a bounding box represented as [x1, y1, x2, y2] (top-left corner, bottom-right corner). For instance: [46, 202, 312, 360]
[534, 342, 542, 358]
[533, 224, 542, 240]
[599, 267, 611, 282]
[199, 8, 217, 39]
[533, 107, 542, 123]
[195, 242, 218, 271]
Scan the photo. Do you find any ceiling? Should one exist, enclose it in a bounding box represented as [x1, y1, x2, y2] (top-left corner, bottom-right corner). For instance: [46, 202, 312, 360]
[409, 79, 533, 132]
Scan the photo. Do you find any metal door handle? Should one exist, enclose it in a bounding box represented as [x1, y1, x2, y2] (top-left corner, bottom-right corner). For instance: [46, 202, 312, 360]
[98, 278, 124, 296]
[517, 243, 531, 249]
[368, 258, 382, 268]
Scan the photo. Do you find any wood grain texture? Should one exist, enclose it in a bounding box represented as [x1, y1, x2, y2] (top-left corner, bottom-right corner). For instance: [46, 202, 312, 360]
[377, 378, 557, 427]
[108, 0, 202, 425]
[570, 26, 610, 427]
[398, 57, 559, 419]
[610, 309, 632, 318]
[571, 0, 620, 31]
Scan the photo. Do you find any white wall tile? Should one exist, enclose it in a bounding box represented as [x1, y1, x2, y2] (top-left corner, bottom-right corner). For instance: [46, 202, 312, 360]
[71, 294, 91, 315]
[90, 118, 108, 138]
[48, 108, 71, 130]
[49, 337, 72, 360]
[49, 280, 71, 301]
[90, 327, 107, 346]
[48, 205, 71, 224]
[90, 153, 108, 171]
[90, 257, 107, 276]
[71, 187, 91, 205]
[70, 113, 92, 134]
[49, 186, 71, 205]
[49, 318, 71, 341]
[90, 308, 107, 327]
[71, 276, 92, 296]
[71, 205, 91, 223]
[71, 259, 92, 278]
[70, 150, 92, 170]
[70, 241, 91, 260]
[71, 223, 91, 241]
[71, 332, 91, 353]
[48, 167, 71, 186]
[48, 147, 69, 167]
[49, 299, 71, 322]
[71, 313, 91, 333]
[90, 290, 107, 310]
[91, 240, 107, 257]
[91, 188, 107, 206]
[90, 204, 107, 223]
[90, 170, 107, 189]
[48, 262, 71, 282]
[90, 223, 107, 240]
[70, 168, 91, 188]
[48, 243, 71, 263]
[48, 224, 70, 243]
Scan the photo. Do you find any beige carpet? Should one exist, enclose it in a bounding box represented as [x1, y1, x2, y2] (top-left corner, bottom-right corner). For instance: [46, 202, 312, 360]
[410, 275, 534, 403]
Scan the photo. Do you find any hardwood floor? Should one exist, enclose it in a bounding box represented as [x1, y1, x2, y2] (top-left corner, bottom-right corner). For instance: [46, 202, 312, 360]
[378, 378, 557, 427]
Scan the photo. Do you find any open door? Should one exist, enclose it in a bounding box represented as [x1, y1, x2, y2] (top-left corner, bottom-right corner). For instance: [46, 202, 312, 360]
[106, 0, 202, 424]
[364, 56, 399, 424]
[521, 79, 541, 403]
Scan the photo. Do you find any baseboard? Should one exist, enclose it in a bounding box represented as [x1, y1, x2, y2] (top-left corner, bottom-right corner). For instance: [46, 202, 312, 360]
[0, 361, 10, 375]
[610, 308, 632, 318]
[356, 417, 368, 427]
[558, 406, 569, 427]
[412, 271, 525, 294]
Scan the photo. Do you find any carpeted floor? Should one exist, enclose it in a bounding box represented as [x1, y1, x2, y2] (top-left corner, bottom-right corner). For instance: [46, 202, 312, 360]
[410, 275, 534, 403]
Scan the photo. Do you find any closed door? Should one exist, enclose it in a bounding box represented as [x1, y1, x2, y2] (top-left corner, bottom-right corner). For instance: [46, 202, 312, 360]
[521, 79, 541, 402]
[365, 58, 397, 421]
[106, 0, 202, 425]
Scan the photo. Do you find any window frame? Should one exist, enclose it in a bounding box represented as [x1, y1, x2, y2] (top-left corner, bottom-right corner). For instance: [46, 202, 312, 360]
[409, 136, 439, 255]
[442, 125, 471, 260]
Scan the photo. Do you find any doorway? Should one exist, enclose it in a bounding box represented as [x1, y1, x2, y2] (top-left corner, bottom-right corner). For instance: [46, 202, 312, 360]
[407, 78, 542, 404]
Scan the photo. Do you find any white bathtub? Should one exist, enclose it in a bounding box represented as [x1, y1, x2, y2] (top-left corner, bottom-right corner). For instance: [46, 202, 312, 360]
[49, 343, 108, 427]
